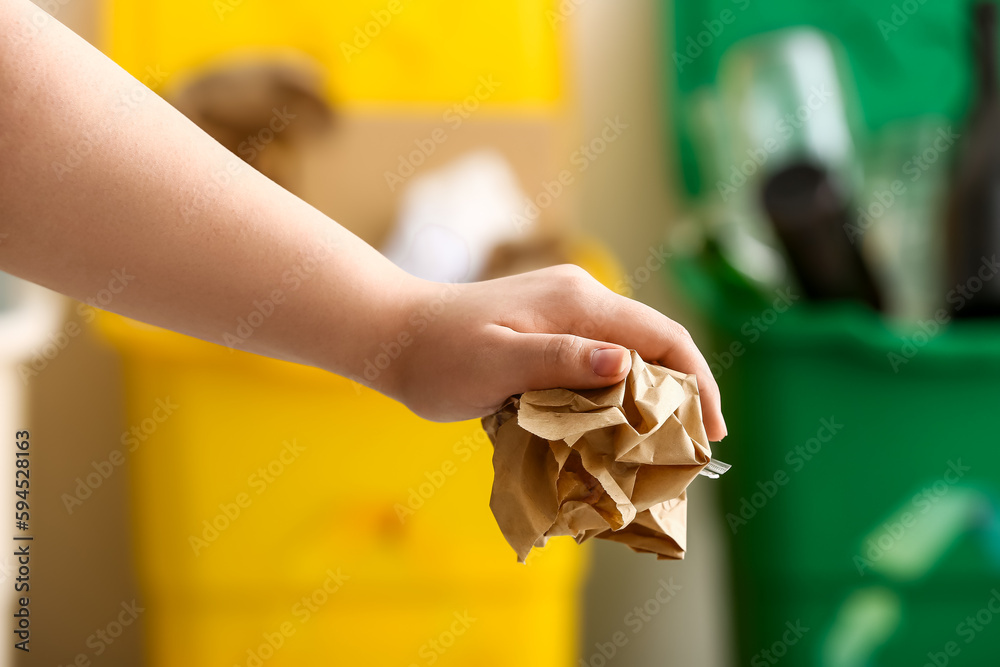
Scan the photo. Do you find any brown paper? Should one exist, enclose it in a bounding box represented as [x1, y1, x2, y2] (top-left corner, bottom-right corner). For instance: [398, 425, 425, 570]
[482, 350, 712, 562]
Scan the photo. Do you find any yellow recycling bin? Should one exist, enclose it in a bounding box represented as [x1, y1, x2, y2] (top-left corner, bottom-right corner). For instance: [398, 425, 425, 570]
[95, 242, 625, 667]
[96, 313, 586, 666]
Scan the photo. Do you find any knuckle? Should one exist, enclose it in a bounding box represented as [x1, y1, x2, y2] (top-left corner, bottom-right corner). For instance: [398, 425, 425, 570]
[668, 320, 693, 341]
[543, 334, 585, 372]
[552, 263, 595, 290]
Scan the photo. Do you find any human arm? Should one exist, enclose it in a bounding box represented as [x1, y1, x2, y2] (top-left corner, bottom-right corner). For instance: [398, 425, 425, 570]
[0, 0, 726, 437]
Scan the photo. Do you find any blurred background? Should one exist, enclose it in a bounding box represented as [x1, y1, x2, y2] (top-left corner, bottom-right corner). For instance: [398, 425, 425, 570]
[6, 0, 1000, 665]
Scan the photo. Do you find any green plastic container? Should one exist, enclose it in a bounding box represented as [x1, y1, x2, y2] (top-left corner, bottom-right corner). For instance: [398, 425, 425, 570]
[674, 252, 1000, 666]
[669, 0, 977, 198]
[666, 3, 1000, 663]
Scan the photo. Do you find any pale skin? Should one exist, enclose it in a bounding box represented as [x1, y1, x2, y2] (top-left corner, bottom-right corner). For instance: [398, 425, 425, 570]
[0, 0, 726, 439]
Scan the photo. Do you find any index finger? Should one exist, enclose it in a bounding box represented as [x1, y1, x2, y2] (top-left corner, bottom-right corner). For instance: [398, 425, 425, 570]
[580, 292, 727, 442]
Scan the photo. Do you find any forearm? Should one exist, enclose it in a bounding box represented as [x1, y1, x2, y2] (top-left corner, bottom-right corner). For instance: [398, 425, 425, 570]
[0, 0, 727, 433]
[0, 0, 417, 388]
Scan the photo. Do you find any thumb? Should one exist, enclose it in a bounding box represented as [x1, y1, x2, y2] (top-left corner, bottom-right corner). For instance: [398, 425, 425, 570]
[502, 331, 632, 392]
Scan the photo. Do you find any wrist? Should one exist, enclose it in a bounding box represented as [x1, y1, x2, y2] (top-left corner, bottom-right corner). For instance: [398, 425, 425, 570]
[362, 275, 467, 405]
[346, 270, 436, 396]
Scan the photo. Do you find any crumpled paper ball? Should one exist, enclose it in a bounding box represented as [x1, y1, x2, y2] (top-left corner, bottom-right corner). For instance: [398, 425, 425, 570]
[482, 350, 712, 562]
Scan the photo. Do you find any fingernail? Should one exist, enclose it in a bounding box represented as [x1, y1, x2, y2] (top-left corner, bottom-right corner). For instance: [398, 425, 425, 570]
[592, 348, 629, 377]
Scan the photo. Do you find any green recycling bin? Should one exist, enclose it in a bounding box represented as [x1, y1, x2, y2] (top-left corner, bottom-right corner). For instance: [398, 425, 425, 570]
[666, 2, 1000, 663]
[672, 251, 1000, 667]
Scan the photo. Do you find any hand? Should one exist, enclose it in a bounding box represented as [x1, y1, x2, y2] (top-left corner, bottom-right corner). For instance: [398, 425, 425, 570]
[384, 264, 727, 440]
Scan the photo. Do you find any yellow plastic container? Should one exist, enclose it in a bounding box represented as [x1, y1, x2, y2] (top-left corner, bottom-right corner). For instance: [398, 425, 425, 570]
[97, 319, 585, 666]
[105, 0, 564, 110]
[97, 239, 623, 666]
